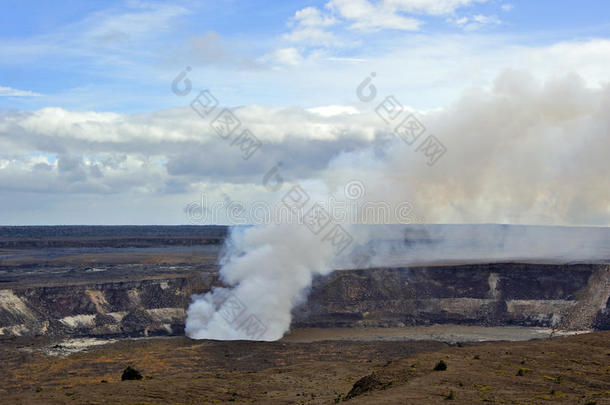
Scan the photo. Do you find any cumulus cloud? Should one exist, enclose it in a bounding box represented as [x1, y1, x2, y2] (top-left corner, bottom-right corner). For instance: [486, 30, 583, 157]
[326, 0, 422, 31]
[0, 104, 381, 197]
[1, 70, 609, 226]
[284, 0, 489, 39]
[283, 7, 339, 47]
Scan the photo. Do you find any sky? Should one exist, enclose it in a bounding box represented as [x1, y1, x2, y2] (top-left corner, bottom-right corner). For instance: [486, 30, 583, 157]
[0, 0, 609, 225]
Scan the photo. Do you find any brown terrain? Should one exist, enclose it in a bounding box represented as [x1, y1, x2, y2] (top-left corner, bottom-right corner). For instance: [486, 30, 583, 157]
[0, 331, 608, 404]
[0, 225, 609, 404]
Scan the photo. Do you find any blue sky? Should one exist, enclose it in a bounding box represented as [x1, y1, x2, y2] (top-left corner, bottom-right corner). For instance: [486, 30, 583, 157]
[0, 0, 609, 225]
[2, 0, 610, 112]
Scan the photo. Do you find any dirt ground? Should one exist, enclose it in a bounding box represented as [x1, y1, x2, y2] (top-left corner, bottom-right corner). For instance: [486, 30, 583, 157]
[0, 330, 608, 404]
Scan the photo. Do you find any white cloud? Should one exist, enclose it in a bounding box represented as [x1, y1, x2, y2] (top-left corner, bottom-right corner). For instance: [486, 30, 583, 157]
[501, 3, 514, 11]
[452, 13, 501, 30]
[233, 35, 610, 112]
[2, 70, 609, 226]
[283, 26, 338, 47]
[327, 0, 421, 31]
[282, 6, 340, 47]
[307, 105, 360, 117]
[384, 0, 487, 15]
[290, 6, 337, 28]
[282, 0, 495, 45]
[261, 48, 304, 67]
[2, 59, 610, 226]
[472, 14, 501, 25]
[325, 56, 367, 63]
[0, 86, 42, 97]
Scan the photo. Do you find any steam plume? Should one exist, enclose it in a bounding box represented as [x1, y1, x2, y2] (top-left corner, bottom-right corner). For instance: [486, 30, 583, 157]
[185, 224, 342, 340]
[185, 71, 610, 341]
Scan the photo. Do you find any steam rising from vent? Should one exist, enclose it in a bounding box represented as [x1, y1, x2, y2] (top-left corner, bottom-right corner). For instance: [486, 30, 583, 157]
[185, 225, 343, 341]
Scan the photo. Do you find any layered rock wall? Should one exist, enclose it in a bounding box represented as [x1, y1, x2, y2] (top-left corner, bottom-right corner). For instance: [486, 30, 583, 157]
[1, 263, 608, 337]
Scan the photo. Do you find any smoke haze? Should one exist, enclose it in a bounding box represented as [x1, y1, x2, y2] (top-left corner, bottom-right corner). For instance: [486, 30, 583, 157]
[185, 70, 610, 340]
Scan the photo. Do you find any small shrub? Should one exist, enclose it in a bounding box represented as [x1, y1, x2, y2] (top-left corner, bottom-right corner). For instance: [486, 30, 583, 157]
[35, 386, 43, 392]
[445, 391, 456, 400]
[121, 366, 143, 381]
[516, 368, 526, 376]
[434, 360, 448, 371]
[473, 355, 480, 360]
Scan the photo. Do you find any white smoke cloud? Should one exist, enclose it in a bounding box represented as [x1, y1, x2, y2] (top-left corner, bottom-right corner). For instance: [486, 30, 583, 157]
[321, 70, 610, 226]
[185, 224, 340, 340]
[185, 70, 610, 341]
[348, 224, 610, 268]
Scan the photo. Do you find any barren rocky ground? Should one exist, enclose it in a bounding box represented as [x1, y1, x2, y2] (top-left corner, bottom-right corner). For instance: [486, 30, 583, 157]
[0, 226, 608, 404]
[0, 331, 608, 404]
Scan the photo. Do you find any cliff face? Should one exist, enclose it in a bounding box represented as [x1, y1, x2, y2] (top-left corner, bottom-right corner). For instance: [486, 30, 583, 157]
[0, 274, 209, 337]
[0, 263, 608, 338]
[292, 263, 610, 330]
